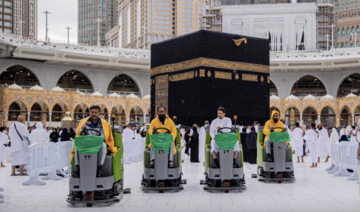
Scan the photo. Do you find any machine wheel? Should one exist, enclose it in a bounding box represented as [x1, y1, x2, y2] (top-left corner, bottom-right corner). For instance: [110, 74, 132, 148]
[224, 180, 230, 193]
[277, 173, 283, 184]
[85, 191, 94, 207]
[158, 181, 164, 193]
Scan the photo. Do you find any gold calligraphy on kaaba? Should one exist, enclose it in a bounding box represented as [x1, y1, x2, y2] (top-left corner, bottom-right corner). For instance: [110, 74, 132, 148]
[233, 38, 247, 47]
[200, 69, 205, 77]
[215, 71, 232, 80]
[267, 76, 270, 83]
[155, 75, 168, 112]
[171, 71, 195, 82]
[242, 74, 258, 82]
[151, 57, 269, 76]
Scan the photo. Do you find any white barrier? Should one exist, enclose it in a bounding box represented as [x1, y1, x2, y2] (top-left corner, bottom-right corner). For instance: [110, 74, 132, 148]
[326, 143, 340, 174]
[331, 142, 359, 181]
[0, 187, 4, 203]
[22, 141, 73, 186]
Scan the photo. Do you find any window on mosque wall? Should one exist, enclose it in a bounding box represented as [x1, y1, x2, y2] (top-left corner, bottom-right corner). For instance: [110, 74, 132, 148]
[347, 27, 350, 36]
[337, 29, 341, 38]
[342, 28, 345, 37]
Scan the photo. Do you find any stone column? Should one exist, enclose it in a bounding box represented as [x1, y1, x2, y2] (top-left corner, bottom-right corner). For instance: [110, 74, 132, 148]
[352, 114, 355, 126]
[126, 115, 130, 124]
[143, 114, 146, 124]
[335, 115, 340, 127]
[317, 114, 321, 124]
[3, 111, 8, 127]
[27, 111, 31, 127]
[117, 115, 122, 126]
[300, 114, 303, 126]
[108, 113, 111, 124]
[49, 112, 52, 127]
[41, 113, 47, 127]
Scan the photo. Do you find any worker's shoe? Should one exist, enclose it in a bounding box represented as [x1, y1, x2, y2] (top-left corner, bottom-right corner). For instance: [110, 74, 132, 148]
[148, 162, 155, 169]
[233, 159, 240, 168]
[168, 162, 175, 168]
[97, 165, 104, 177]
[266, 154, 272, 162]
[210, 162, 219, 169]
[71, 170, 80, 178]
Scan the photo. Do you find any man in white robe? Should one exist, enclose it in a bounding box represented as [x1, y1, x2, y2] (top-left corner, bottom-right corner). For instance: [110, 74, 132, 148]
[307, 123, 319, 168]
[0, 127, 10, 167]
[317, 123, 331, 163]
[9, 116, 29, 176]
[199, 121, 210, 166]
[292, 123, 304, 163]
[238, 123, 244, 133]
[254, 121, 259, 133]
[29, 123, 50, 144]
[122, 125, 135, 162]
[210, 107, 240, 168]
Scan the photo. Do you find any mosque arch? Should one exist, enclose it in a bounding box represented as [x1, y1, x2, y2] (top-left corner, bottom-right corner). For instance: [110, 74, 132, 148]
[290, 75, 327, 97]
[0, 65, 40, 87]
[354, 105, 360, 126]
[320, 106, 336, 128]
[340, 105, 351, 127]
[56, 70, 94, 94]
[51, 104, 66, 122]
[302, 106, 318, 126]
[8, 101, 28, 121]
[269, 80, 278, 96]
[30, 102, 49, 123]
[74, 103, 90, 121]
[285, 107, 300, 126]
[107, 74, 140, 96]
[336, 73, 360, 97]
[129, 105, 144, 123]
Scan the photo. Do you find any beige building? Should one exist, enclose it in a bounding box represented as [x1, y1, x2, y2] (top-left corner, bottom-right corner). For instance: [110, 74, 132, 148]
[105, 25, 120, 47]
[0, 0, 38, 38]
[78, 0, 118, 46]
[118, 0, 206, 49]
[334, 0, 360, 48]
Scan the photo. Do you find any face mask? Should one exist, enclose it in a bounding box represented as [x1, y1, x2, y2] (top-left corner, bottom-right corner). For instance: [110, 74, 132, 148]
[319, 127, 322, 130]
[159, 114, 165, 119]
[273, 118, 278, 123]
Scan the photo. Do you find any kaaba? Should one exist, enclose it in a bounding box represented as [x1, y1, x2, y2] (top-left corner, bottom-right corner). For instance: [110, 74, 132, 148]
[150, 30, 269, 126]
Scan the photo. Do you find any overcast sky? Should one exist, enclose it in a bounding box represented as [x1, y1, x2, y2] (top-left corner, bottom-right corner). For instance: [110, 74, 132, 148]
[38, 0, 78, 43]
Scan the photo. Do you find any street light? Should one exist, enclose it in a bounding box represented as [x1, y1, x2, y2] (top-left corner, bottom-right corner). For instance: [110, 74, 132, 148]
[43, 10, 51, 42]
[95, 17, 103, 48]
[65, 26, 72, 45]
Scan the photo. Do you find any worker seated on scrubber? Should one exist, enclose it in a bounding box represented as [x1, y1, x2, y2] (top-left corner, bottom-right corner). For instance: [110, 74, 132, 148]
[210, 107, 240, 169]
[263, 110, 285, 162]
[147, 106, 177, 169]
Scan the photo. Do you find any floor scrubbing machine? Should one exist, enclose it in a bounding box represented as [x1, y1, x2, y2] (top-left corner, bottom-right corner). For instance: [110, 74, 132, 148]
[257, 127, 295, 183]
[201, 127, 246, 193]
[141, 127, 186, 193]
[67, 128, 128, 207]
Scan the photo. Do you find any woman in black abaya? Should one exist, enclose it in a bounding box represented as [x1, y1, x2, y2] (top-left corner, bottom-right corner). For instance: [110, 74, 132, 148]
[246, 127, 258, 164]
[189, 126, 199, 162]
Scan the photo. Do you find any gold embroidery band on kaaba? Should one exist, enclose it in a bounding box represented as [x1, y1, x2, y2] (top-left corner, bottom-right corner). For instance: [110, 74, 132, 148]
[151, 57, 269, 76]
[171, 71, 195, 82]
[215, 71, 232, 80]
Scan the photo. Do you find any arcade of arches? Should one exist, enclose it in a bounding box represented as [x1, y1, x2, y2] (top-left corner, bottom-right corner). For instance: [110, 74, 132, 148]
[0, 87, 150, 127]
[270, 97, 360, 127]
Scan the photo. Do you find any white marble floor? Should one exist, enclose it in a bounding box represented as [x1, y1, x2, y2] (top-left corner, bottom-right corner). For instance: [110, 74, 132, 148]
[0, 155, 359, 212]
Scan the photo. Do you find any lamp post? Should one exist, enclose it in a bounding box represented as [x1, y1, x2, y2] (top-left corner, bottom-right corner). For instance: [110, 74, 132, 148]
[141, 25, 147, 50]
[95, 18, 103, 47]
[65, 26, 72, 45]
[43, 10, 51, 42]
[325, 34, 330, 51]
[331, 24, 335, 50]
